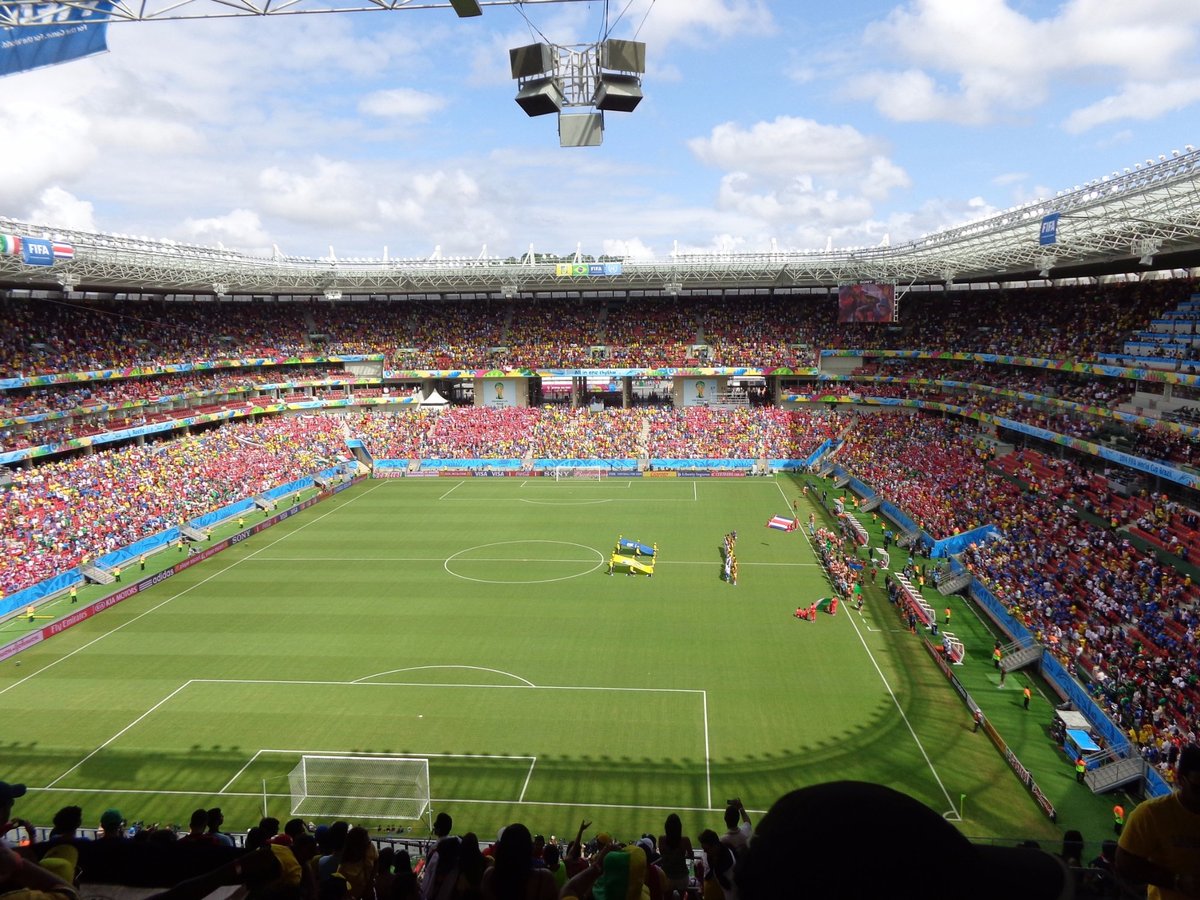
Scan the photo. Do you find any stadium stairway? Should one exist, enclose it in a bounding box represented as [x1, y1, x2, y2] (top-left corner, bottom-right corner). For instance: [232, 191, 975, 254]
[1000, 641, 1044, 673]
[81, 564, 115, 585]
[937, 569, 974, 596]
[1085, 755, 1147, 794]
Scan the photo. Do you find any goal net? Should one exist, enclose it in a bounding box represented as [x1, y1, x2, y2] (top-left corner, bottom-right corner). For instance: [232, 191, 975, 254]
[287, 755, 430, 820]
[553, 466, 607, 481]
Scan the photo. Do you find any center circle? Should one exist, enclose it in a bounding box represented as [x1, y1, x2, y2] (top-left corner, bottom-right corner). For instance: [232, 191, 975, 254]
[444, 540, 606, 584]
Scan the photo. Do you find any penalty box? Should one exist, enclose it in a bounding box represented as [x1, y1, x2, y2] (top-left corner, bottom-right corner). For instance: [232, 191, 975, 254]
[59, 677, 712, 810]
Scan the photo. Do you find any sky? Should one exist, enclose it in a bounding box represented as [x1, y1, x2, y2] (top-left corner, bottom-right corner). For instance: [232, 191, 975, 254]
[1, 0, 1199, 261]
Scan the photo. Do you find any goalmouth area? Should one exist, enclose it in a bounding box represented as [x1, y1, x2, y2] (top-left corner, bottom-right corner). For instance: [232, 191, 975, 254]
[0, 476, 1071, 842]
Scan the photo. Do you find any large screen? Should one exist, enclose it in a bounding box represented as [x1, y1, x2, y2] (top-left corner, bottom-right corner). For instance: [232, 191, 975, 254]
[838, 282, 896, 324]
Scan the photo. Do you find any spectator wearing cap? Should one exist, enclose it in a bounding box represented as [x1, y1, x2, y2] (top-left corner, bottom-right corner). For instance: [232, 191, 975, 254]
[98, 809, 126, 841]
[1116, 744, 1200, 899]
[0, 781, 33, 851]
[734, 781, 1070, 900]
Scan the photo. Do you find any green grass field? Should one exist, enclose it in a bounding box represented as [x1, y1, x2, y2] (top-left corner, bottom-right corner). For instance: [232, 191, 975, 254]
[1, 475, 1090, 844]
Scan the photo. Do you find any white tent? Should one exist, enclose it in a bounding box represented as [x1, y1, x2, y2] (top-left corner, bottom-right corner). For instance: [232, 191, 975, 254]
[420, 389, 449, 410]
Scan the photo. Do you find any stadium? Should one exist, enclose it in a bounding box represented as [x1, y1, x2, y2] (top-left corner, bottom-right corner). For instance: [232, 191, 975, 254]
[3, 2, 1200, 899]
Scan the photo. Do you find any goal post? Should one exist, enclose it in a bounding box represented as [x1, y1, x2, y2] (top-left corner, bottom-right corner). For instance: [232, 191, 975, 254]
[287, 755, 431, 822]
[553, 466, 607, 481]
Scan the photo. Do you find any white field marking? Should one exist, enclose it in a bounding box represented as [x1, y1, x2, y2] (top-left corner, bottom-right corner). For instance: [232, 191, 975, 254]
[518, 499, 613, 506]
[694, 480, 697, 502]
[249, 557, 819, 568]
[1, 481, 386, 702]
[775, 479, 961, 820]
[438, 481, 466, 500]
[45, 680, 195, 788]
[702, 689, 712, 811]
[221, 747, 537, 795]
[353, 665, 536, 687]
[444, 541, 606, 585]
[518, 758, 536, 802]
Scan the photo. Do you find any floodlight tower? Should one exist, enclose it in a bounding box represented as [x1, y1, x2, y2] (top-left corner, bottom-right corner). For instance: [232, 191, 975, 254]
[510, 38, 645, 147]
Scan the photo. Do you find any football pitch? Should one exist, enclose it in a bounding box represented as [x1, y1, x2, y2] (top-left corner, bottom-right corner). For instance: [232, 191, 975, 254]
[0, 476, 1064, 842]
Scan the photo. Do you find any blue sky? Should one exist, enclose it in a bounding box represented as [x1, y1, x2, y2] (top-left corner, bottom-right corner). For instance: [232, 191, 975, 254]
[1, 0, 1199, 259]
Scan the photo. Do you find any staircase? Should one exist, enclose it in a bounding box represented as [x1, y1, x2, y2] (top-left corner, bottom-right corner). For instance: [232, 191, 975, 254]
[253, 495, 276, 512]
[897, 527, 923, 549]
[937, 570, 974, 596]
[179, 524, 207, 542]
[80, 564, 115, 585]
[833, 476, 850, 489]
[859, 496, 882, 513]
[1085, 755, 1147, 794]
[1000, 641, 1044, 673]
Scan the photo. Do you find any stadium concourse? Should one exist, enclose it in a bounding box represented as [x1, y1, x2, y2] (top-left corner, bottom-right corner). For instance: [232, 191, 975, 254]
[2, 278, 1200, 899]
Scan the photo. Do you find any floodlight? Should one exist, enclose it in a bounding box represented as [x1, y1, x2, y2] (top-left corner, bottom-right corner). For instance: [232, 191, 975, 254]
[516, 77, 563, 117]
[448, 0, 482, 16]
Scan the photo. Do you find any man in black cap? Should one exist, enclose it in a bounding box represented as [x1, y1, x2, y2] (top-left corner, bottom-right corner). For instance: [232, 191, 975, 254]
[1116, 744, 1200, 899]
[0, 781, 34, 851]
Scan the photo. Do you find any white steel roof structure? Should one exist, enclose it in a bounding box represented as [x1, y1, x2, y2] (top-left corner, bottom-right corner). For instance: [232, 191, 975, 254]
[0, 0, 589, 26]
[3, 149, 1200, 298]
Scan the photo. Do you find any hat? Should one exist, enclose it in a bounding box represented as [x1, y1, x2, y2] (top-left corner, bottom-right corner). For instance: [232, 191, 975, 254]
[595, 832, 612, 847]
[100, 808, 124, 831]
[37, 845, 78, 883]
[0, 781, 27, 802]
[635, 837, 659, 865]
[735, 782, 1070, 900]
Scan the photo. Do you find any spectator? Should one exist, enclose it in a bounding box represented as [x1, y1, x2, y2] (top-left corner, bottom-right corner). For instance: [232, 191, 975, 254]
[1116, 744, 1200, 898]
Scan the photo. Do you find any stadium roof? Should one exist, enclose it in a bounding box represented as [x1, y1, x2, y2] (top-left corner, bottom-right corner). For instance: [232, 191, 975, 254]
[3, 147, 1200, 297]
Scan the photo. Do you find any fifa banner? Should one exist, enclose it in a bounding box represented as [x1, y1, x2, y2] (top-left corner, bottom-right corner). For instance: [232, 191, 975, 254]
[0, 1, 113, 77]
[554, 262, 623, 277]
[1039, 213, 1060, 246]
[481, 377, 518, 408]
[0, 233, 74, 265]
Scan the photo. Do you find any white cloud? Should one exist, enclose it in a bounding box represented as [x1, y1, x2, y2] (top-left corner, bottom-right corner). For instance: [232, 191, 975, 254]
[28, 188, 97, 232]
[180, 209, 271, 253]
[358, 88, 447, 120]
[602, 238, 656, 259]
[1064, 78, 1200, 133]
[850, 0, 1200, 127]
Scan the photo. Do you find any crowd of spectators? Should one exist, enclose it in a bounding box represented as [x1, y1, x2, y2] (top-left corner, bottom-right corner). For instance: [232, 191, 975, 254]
[0, 416, 350, 595]
[1, 280, 1191, 381]
[915, 448, 1200, 772]
[835, 413, 1021, 539]
[3, 792, 1115, 900]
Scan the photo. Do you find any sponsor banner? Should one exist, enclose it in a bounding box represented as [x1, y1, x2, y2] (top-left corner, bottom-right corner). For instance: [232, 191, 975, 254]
[710, 471, 747, 477]
[0, 630, 44, 663]
[676, 471, 712, 478]
[0, 0, 113, 77]
[439, 469, 473, 477]
[554, 262, 623, 277]
[644, 471, 678, 478]
[473, 470, 521, 476]
[480, 377, 519, 408]
[20, 237, 55, 266]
